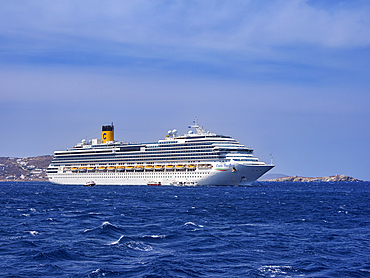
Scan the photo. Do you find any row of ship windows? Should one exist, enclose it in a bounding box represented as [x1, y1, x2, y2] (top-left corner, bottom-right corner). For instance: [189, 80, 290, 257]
[71, 140, 237, 152]
[53, 155, 221, 163]
[148, 140, 235, 146]
[51, 160, 229, 167]
[146, 145, 215, 150]
[56, 149, 216, 159]
[56, 173, 207, 178]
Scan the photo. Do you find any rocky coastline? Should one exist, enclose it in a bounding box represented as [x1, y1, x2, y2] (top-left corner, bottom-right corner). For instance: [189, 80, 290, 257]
[0, 155, 53, 182]
[268, 175, 363, 182]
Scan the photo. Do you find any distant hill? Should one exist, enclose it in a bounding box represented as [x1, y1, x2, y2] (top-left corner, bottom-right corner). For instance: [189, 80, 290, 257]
[0, 155, 53, 181]
[267, 175, 362, 182]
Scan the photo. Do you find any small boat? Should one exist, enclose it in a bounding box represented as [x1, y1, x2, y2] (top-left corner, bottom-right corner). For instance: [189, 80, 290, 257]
[170, 181, 184, 186]
[185, 181, 198, 186]
[147, 181, 161, 186]
[84, 181, 96, 187]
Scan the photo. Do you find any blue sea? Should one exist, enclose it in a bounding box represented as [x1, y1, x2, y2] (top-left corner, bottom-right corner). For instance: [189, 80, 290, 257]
[1, 182, 370, 277]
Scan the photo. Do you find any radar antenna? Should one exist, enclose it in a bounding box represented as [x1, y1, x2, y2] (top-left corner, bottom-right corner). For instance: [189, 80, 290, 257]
[188, 117, 208, 134]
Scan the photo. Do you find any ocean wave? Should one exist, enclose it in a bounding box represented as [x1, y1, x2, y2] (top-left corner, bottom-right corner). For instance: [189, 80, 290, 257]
[184, 222, 204, 228]
[33, 247, 81, 262]
[28, 230, 39, 236]
[2, 181, 370, 277]
[126, 241, 153, 252]
[108, 234, 134, 245]
[89, 268, 125, 277]
[84, 221, 120, 233]
[142, 234, 166, 239]
[258, 265, 296, 276]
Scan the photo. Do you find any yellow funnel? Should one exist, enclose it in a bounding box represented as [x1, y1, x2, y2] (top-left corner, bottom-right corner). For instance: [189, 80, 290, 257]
[102, 123, 114, 143]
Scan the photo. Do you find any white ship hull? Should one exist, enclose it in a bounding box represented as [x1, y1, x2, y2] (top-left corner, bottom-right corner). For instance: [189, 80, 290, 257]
[48, 163, 273, 186]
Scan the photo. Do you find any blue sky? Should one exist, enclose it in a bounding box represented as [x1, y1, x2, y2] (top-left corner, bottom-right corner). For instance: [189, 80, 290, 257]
[1, 0, 369, 180]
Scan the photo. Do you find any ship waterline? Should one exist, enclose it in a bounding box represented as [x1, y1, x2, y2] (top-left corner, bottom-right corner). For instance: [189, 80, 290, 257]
[47, 121, 274, 186]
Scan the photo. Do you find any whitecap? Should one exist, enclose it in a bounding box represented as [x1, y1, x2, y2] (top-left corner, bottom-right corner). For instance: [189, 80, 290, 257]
[109, 235, 125, 245]
[84, 221, 118, 233]
[126, 241, 153, 252]
[102, 221, 117, 228]
[258, 265, 292, 275]
[29, 231, 39, 236]
[142, 234, 166, 239]
[237, 223, 264, 226]
[184, 222, 204, 228]
[91, 268, 105, 276]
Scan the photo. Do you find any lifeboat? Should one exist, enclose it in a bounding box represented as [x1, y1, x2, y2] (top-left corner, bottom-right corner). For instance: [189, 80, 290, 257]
[134, 165, 144, 171]
[98, 166, 107, 171]
[108, 166, 116, 171]
[87, 167, 95, 172]
[175, 164, 186, 171]
[63, 167, 71, 171]
[145, 165, 154, 170]
[116, 166, 125, 172]
[154, 165, 164, 171]
[71, 167, 78, 173]
[187, 164, 196, 169]
[165, 165, 174, 171]
[79, 167, 87, 172]
[126, 166, 134, 171]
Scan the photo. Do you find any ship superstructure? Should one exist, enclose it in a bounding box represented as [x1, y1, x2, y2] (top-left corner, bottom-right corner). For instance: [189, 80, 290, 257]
[47, 120, 274, 186]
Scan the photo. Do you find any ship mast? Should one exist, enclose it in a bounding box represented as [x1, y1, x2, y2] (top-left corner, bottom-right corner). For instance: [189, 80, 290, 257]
[189, 117, 208, 135]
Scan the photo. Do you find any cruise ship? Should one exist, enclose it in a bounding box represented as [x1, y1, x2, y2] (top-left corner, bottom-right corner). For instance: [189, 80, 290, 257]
[47, 120, 274, 186]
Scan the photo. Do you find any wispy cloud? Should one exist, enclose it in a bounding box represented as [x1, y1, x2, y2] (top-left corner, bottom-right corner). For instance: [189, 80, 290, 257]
[1, 0, 369, 53]
[1, 0, 369, 89]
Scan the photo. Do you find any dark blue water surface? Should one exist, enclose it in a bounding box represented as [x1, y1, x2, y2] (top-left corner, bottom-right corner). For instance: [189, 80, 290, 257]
[1, 181, 370, 277]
